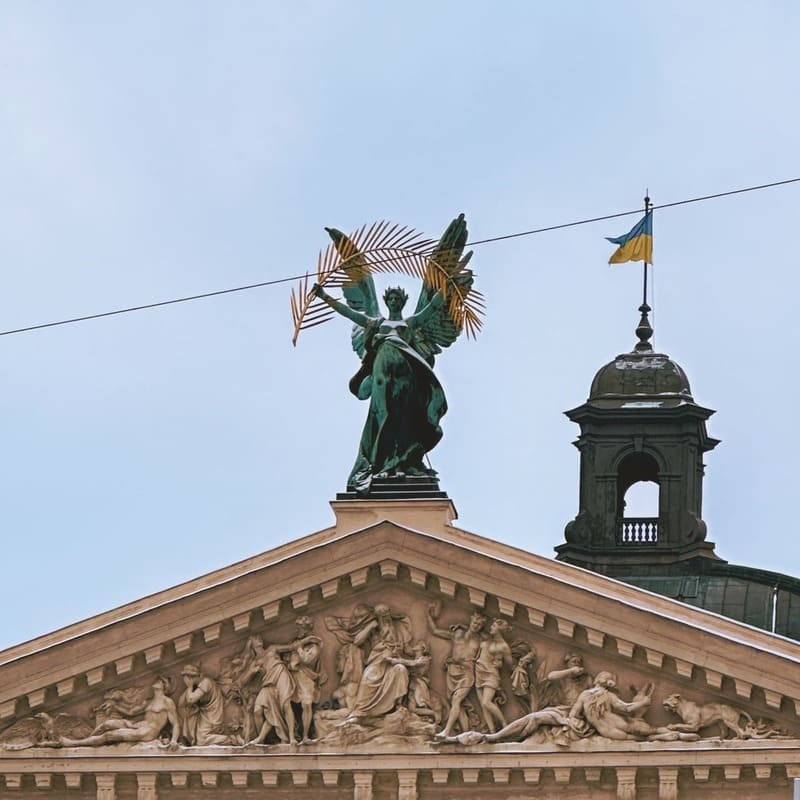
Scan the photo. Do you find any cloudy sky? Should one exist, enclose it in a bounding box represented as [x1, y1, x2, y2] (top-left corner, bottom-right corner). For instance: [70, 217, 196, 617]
[1, 2, 798, 650]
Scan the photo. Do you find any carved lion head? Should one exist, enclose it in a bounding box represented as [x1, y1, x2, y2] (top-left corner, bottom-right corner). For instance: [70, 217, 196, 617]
[662, 693, 682, 713]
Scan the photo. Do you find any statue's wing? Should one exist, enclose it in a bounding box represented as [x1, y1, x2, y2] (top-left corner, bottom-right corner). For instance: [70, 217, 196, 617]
[0, 716, 45, 750]
[325, 227, 379, 359]
[412, 214, 481, 363]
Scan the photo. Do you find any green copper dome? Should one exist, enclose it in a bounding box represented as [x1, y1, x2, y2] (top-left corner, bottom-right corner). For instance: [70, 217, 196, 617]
[586, 303, 694, 407]
[589, 350, 693, 401]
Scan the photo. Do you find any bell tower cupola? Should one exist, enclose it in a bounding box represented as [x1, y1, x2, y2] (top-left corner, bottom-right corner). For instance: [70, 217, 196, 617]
[556, 304, 722, 572]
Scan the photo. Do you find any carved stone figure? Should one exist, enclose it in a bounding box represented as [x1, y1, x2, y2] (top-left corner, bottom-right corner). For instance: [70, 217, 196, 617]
[345, 639, 410, 721]
[434, 650, 597, 748]
[178, 665, 240, 746]
[325, 603, 373, 711]
[326, 602, 413, 720]
[434, 707, 571, 746]
[474, 619, 513, 732]
[298, 215, 482, 493]
[227, 618, 327, 746]
[0, 712, 93, 750]
[238, 636, 297, 746]
[59, 677, 180, 748]
[388, 640, 444, 724]
[427, 601, 486, 738]
[438, 666, 710, 749]
[288, 632, 327, 743]
[568, 672, 698, 742]
[216, 652, 251, 740]
[345, 602, 416, 722]
[509, 641, 537, 711]
[539, 651, 594, 708]
[662, 693, 779, 739]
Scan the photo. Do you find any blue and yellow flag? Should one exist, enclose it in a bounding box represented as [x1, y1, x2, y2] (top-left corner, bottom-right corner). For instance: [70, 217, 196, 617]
[606, 212, 653, 264]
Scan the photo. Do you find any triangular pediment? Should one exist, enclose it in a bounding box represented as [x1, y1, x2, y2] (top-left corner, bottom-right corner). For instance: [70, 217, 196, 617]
[2, 500, 800, 796]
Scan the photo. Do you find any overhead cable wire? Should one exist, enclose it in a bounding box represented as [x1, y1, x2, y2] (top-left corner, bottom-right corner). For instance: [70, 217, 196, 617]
[464, 176, 800, 247]
[0, 277, 308, 337]
[1, 176, 798, 338]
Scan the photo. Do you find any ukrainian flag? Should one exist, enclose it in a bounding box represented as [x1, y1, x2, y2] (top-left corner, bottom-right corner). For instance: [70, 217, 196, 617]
[606, 212, 653, 264]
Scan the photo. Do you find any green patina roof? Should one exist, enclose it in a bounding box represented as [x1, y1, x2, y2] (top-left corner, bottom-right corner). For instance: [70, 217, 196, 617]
[589, 350, 693, 402]
[621, 564, 800, 641]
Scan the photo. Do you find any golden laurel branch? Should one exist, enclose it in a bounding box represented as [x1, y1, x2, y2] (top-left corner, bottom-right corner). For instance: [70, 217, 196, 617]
[290, 220, 485, 345]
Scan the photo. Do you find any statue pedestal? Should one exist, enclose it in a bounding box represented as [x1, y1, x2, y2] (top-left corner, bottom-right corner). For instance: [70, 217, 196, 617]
[333, 476, 456, 534]
[336, 476, 448, 501]
[331, 495, 458, 535]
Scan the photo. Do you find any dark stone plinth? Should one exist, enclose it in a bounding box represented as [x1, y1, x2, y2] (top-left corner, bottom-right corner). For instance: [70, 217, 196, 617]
[336, 476, 448, 501]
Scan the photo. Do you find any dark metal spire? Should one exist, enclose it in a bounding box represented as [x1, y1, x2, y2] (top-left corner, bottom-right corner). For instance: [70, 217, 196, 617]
[634, 302, 654, 352]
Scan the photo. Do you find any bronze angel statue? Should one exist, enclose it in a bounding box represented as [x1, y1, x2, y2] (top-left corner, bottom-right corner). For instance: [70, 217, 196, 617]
[291, 214, 482, 493]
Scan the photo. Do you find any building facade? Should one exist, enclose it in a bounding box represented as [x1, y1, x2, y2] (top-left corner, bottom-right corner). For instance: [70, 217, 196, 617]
[1, 496, 799, 798]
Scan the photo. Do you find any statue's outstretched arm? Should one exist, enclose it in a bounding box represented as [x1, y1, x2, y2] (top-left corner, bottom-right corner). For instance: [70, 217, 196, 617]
[610, 694, 638, 714]
[426, 603, 453, 639]
[547, 667, 579, 681]
[313, 284, 369, 328]
[614, 694, 648, 716]
[426, 616, 452, 640]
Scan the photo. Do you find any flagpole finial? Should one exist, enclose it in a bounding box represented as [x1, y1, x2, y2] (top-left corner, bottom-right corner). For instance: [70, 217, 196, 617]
[634, 302, 654, 352]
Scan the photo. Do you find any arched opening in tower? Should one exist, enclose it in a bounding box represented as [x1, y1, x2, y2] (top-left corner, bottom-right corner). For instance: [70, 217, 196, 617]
[622, 480, 659, 518]
[616, 452, 660, 543]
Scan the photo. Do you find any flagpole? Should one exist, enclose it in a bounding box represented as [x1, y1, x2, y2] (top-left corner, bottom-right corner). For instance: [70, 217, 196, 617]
[634, 192, 654, 352]
[642, 192, 651, 306]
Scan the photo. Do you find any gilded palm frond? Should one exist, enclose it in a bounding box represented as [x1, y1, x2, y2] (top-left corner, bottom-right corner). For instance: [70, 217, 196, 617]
[291, 219, 485, 345]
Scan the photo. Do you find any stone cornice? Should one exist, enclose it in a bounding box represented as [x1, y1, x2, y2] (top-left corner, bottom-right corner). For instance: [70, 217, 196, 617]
[2, 742, 800, 798]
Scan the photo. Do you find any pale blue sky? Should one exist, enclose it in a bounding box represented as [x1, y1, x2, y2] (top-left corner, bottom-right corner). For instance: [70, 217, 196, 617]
[1, 2, 798, 650]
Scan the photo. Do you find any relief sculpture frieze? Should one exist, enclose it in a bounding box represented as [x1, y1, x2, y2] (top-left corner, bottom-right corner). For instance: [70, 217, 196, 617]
[0, 588, 792, 755]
